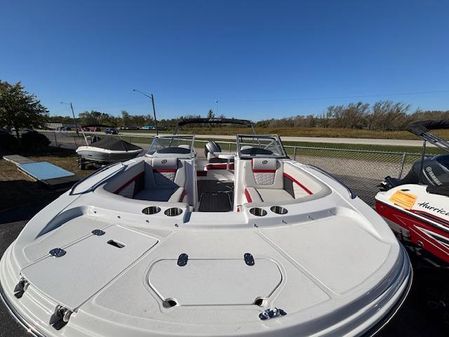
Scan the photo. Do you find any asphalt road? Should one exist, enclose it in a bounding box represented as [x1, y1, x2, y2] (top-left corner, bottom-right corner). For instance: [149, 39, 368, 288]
[1, 200, 449, 337]
[40, 130, 430, 147]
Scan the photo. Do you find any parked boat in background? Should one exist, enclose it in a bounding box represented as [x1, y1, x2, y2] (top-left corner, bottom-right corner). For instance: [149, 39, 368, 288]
[376, 120, 449, 266]
[76, 136, 143, 168]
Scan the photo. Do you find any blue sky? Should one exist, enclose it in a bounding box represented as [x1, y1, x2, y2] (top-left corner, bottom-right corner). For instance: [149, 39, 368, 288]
[1, 0, 449, 121]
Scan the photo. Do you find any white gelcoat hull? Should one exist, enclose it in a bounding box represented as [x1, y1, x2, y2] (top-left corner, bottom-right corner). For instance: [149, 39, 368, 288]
[76, 146, 142, 163]
[0, 155, 412, 337]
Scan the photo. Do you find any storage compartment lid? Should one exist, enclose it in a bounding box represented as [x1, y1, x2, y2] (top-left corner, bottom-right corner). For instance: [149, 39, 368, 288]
[21, 226, 158, 310]
[148, 257, 282, 306]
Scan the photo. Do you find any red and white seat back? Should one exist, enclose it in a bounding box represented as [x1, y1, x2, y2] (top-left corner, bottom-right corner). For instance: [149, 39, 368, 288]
[152, 158, 178, 185]
[246, 158, 283, 189]
[143, 158, 186, 189]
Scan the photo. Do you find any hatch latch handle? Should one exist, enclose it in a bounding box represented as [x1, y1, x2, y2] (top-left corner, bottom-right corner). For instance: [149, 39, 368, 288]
[50, 305, 72, 330]
[177, 253, 189, 267]
[13, 277, 29, 299]
[259, 307, 287, 320]
[244, 253, 255, 266]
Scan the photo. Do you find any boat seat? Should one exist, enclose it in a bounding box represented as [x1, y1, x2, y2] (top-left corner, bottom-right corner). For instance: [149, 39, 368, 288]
[134, 186, 184, 202]
[243, 158, 294, 203]
[134, 157, 187, 202]
[242, 158, 318, 204]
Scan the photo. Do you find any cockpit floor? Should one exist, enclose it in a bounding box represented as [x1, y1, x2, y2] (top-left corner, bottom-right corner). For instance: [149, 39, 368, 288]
[197, 180, 234, 212]
[198, 192, 233, 212]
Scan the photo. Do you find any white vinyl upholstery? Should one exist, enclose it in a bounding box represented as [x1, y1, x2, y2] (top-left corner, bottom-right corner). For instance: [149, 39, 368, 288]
[251, 158, 277, 185]
[135, 158, 187, 202]
[244, 187, 262, 203]
[242, 158, 291, 203]
[134, 187, 184, 202]
[241, 159, 323, 204]
[151, 158, 179, 186]
[257, 189, 293, 202]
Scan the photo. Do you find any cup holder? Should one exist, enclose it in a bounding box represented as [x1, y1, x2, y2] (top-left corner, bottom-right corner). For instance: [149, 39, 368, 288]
[142, 206, 161, 215]
[270, 206, 288, 215]
[164, 207, 183, 217]
[249, 207, 267, 217]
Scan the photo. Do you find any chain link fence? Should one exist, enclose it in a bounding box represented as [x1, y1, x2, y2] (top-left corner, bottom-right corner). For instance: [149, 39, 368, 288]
[41, 130, 424, 205]
[196, 139, 424, 205]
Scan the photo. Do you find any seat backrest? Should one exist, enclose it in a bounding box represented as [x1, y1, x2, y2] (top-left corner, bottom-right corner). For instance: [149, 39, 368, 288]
[144, 158, 186, 189]
[243, 158, 283, 189]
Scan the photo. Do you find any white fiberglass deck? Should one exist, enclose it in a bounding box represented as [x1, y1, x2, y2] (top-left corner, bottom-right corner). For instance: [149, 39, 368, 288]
[0, 132, 411, 337]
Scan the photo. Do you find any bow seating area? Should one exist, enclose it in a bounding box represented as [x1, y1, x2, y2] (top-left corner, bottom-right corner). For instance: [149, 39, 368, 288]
[241, 158, 323, 204]
[103, 157, 189, 203]
[100, 133, 327, 212]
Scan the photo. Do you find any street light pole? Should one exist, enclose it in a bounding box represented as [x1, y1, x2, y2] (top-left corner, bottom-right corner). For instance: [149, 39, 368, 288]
[60, 101, 79, 136]
[61, 101, 88, 144]
[69, 103, 79, 136]
[133, 89, 159, 135]
[150, 94, 159, 136]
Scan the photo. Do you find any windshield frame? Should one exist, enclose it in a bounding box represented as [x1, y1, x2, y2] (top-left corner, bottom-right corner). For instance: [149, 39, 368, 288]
[236, 134, 288, 159]
[146, 134, 195, 157]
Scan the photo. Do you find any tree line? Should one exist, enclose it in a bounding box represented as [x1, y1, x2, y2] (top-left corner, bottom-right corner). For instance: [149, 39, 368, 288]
[2, 80, 449, 134]
[257, 101, 449, 131]
[50, 102, 449, 132]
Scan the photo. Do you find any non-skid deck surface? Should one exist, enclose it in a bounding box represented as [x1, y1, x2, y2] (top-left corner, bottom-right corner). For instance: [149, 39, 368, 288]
[198, 192, 232, 212]
[197, 180, 234, 212]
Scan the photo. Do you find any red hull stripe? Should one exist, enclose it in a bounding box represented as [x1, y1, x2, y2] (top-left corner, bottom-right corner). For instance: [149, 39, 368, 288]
[244, 188, 252, 203]
[376, 200, 449, 263]
[283, 173, 313, 195]
[410, 209, 449, 229]
[114, 172, 144, 194]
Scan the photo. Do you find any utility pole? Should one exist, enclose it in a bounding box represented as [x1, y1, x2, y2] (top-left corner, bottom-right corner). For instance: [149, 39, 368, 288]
[133, 89, 159, 135]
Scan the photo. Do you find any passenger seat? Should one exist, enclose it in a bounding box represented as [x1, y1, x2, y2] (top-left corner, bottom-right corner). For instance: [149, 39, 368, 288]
[134, 158, 186, 202]
[243, 158, 293, 203]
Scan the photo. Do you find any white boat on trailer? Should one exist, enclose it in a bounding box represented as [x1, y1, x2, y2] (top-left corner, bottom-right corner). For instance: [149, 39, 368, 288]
[76, 136, 143, 168]
[0, 118, 411, 337]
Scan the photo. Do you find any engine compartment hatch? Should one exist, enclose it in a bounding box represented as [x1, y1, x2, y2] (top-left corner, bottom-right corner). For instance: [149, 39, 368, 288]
[148, 256, 282, 306]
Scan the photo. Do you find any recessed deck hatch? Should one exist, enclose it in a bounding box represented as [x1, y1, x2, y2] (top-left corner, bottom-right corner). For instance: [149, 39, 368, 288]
[21, 226, 158, 310]
[148, 258, 282, 305]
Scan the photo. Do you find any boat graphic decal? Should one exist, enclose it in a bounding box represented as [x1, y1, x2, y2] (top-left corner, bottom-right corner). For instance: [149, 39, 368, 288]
[416, 201, 449, 217]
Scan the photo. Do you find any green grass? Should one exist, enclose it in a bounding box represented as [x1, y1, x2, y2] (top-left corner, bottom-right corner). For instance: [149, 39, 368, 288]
[46, 130, 447, 163]
[172, 126, 449, 140]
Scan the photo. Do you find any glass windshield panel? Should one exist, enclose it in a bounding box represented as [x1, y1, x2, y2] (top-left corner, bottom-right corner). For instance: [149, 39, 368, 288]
[146, 135, 195, 155]
[237, 135, 286, 158]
